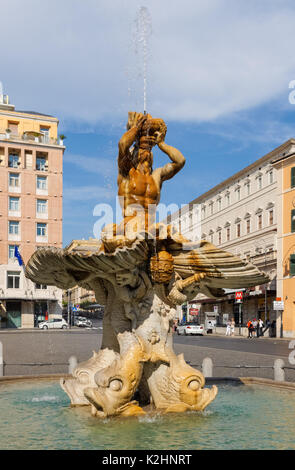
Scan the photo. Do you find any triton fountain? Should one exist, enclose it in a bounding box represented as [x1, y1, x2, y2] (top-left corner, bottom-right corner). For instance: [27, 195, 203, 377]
[25, 111, 269, 419]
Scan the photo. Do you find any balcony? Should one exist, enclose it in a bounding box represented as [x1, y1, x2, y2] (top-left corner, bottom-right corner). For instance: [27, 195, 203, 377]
[0, 129, 64, 147]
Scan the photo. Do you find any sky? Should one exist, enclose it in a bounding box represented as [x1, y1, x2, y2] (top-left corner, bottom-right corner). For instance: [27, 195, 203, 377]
[1, 0, 295, 246]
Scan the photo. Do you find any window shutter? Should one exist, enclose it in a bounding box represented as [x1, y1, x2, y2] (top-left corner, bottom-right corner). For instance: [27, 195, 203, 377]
[291, 167, 295, 188]
[292, 209, 295, 233]
[290, 254, 295, 276]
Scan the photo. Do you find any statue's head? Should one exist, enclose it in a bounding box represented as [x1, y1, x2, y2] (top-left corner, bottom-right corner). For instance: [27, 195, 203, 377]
[137, 147, 153, 173]
[115, 268, 139, 287]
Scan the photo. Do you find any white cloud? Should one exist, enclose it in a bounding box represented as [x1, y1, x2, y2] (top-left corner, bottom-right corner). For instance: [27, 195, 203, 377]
[1, 0, 295, 124]
[63, 153, 116, 177]
[63, 185, 115, 202]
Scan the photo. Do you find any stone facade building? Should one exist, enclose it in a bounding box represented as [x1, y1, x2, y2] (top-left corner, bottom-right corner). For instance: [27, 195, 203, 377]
[168, 139, 295, 337]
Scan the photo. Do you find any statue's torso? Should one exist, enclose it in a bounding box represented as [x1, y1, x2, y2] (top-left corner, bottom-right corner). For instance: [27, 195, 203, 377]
[118, 167, 160, 213]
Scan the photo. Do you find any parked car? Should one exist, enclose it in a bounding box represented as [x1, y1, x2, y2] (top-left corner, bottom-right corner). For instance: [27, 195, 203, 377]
[74, 316, 92, 328]
[176, 322, 205, 336]
[39, 318, 69, 330]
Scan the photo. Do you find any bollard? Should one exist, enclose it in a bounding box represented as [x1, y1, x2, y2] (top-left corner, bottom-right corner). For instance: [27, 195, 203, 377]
[68, 355, 78, 375]
[0, 341, 3, 377]
[202, 357, 213, 378]
[274, 358, 285, 382]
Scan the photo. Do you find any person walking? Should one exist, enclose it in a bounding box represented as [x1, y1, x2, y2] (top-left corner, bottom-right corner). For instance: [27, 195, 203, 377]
[230, 318, 235, 336]
[252, 319, 258, 338]
[263, 319, 271, 336]
[225, 321, 231, 336]
[258, 318, 264, 337]
[247, 319, 254, 338]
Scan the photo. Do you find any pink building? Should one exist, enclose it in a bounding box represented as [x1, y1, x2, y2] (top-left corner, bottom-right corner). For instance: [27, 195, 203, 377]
[0, 92, 64, 328]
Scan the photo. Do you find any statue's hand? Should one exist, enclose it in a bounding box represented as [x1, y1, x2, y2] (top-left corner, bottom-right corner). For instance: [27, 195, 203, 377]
[135, 115, 148, 131]
[154, 130, 165, 145]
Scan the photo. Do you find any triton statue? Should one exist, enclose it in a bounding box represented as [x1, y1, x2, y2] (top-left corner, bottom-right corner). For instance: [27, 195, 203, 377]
[25, 112, 268, 418]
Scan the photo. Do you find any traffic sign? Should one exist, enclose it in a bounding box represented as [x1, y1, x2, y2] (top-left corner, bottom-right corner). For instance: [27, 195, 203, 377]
[273, 301, 284, 311]
[189, 308, 199, 316]
[235, 291, 243, 302]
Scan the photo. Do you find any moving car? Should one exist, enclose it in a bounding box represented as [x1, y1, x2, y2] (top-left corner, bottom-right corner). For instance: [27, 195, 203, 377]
[74, 316, 92, 328]
[176, 322, 204, 336]
[38, 318, 69, 330]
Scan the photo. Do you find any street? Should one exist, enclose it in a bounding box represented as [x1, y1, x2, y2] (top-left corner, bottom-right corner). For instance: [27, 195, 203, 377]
[0, 327, 294, 381]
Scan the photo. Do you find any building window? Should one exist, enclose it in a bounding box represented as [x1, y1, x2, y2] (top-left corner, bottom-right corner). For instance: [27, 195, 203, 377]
[36, 199, 48, 214]
[218, 198, 222, 211]
[36, 176, 47, 190]
[36, 223, 47, 237]
[269, 210, 274, 226]
[40, 127, 50, 143]
[258, 176, 262, 190]
[9, 221, 19, 235]
[237, 223, 241, 238]
[35, 283, 47, 290]
[246, 182, 251, 196]
[8, 153, 20, 168]
[292, 210, 295, 233]
[36, 157, 47, 171]
[8, 245, 19, 259]
[291, 167, 295, 188]
[226, 193, 230, 206]
[290, 254, 295, 276]
[218, 231, 222, 244]
[226, 227, 230, 241]
[269, 170, 274, 184]
[258, 214, 263, 230]
[7, 271, 20, 289]
[9, 196, 20, 212]
[236, 187, 241, 202]
[202, 206, 206, 219]
[209, 202, 214, 215]
[8, 122, 19, 135]
[9, 173, 20, 187]
[246, 219, 251, 234]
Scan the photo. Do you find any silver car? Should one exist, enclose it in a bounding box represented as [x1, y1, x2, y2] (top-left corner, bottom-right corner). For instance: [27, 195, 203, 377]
[39, 318, 69, 330]
[176, 322, 204, 336]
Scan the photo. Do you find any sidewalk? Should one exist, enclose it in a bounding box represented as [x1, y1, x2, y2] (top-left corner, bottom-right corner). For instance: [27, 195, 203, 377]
[206, 332, 292, 342]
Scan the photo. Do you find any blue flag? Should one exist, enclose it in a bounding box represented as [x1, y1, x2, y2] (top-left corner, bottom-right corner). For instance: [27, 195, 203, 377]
[14, 246, 24, 267]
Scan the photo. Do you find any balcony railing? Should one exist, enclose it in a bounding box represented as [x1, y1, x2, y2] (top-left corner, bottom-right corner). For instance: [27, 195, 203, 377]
[0, 130, 64, 146]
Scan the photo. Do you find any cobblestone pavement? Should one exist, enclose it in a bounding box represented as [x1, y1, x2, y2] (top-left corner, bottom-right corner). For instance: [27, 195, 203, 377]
[0, 329, 294, 381]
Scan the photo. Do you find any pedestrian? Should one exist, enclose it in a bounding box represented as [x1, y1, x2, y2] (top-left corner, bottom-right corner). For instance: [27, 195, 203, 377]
[230, 318, 235, 336]
[263, 319, 271, 336]
[247, 319, 254, 338]
[225, 321, 231, 336]
[258, 318, 264, 337]
[252, 318, 258, 337]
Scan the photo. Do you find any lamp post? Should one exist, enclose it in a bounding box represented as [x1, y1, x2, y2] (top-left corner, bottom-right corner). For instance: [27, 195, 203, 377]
[67, 290, 71, 328]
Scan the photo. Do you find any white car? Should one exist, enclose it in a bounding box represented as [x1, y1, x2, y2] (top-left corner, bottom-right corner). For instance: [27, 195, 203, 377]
[176, 323, 205, 336]
[74, 317, 92, 328]
[38, 318, 69, 330]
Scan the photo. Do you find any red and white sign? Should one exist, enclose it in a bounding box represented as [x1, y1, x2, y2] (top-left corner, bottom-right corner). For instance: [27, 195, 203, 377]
[189, 308, 199, 316]
[235, 291, 243, 302]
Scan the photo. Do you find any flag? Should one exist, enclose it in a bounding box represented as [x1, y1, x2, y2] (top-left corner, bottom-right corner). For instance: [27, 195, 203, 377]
[14, 246, 24, 267]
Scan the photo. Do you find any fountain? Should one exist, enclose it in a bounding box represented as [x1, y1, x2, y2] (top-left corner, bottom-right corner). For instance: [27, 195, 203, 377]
[24, 111, 269, 419]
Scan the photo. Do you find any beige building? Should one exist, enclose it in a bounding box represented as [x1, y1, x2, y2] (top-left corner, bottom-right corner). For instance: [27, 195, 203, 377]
[168, 139, 295, 337]
[63, 286, 96, 309]
[0, 92, 65, 328]
[273, 150, 295, 338]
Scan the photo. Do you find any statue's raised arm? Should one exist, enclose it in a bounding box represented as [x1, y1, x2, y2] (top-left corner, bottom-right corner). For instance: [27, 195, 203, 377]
[118, 112, 148, 179]
[153, 134, 186, 184]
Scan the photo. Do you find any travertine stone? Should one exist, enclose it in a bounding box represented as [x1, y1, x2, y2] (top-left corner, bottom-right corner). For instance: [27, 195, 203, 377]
[25, 112, 268, 418]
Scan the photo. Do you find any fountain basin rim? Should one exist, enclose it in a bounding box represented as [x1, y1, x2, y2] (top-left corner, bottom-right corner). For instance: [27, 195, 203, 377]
[0, 374, 295, 392]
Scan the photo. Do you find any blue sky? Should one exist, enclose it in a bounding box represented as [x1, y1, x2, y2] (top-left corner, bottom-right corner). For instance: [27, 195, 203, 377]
[1, 0, 295, 246]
